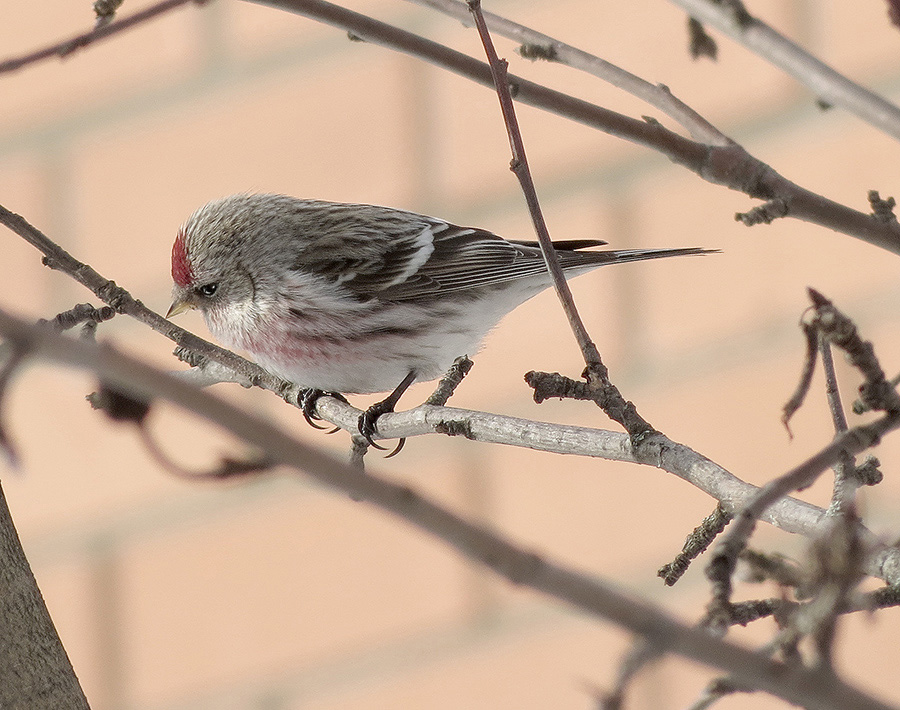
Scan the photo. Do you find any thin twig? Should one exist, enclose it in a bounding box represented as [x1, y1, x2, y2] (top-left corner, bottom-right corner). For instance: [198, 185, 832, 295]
[524, 370, 654, 436]
[425, 355, 474, 406]
[466, 0, 601, 373]
[705, 292, 900, 626]
[38, 303, 117, 333]
[0, 348, 25, 467]
[434, 2, 657, 439]
[658, 503, 732, 586]
[782, 316, 818, 434]
[0, 309, 895, 710]
[819, 336, 857, 511]
[0, 0, 203, 74]
[94, 0, 126, 28]
[138, 425, 273, 480]
[600, 640, 661, 710]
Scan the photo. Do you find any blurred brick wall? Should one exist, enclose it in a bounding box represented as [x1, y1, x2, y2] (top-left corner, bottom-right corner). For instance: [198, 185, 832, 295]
[2, 1, 900, 709]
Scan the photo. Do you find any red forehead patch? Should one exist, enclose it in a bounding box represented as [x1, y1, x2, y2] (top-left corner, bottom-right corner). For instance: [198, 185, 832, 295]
[171, 228, 194, 287]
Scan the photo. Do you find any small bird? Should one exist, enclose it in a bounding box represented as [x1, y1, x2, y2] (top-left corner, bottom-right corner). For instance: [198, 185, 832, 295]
[167, 193, 710, 447]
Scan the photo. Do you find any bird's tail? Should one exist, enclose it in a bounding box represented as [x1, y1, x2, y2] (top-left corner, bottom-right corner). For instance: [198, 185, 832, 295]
[555, 245, 717, 271]
[598, 246, 717, 264]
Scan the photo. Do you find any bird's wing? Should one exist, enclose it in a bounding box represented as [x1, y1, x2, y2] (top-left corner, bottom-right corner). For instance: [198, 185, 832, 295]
[288, 201, 704, 303]
[372, 222, 557, 301]
[289, 202, 606, 302]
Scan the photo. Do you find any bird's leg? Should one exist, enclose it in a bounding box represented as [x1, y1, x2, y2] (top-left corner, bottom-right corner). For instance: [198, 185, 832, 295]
[299, 388, 348, 431]
[358, 371, 417, 453]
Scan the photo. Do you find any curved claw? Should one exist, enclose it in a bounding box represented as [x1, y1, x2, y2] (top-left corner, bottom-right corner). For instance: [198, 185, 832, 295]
[358, 409, 407, 456]
[358, 409, 388, 450]
[299, 388, 329, 428]
[304, 414, 331, 430]
[299, 388, 348, 430]
[384, 438, 406, 458]
[356, 372, 417, 455]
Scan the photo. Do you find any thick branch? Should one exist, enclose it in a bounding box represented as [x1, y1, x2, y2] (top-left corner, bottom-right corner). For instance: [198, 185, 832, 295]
[0, 482, 90, 709]
[0, 311, 895, 710]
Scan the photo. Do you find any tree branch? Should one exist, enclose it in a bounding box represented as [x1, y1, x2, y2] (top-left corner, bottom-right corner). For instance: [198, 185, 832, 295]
[2, 202, 899, 585]
[671, 0, 900, 141]
[466, 0, 609, 388]
[0, 309, 895, 710]
[0, 0, 203, 75]
[407, 0, 732, 145]
[0, 481, 90, 709]
[6, 0, 900, 252]
[246, 0, 900, 255]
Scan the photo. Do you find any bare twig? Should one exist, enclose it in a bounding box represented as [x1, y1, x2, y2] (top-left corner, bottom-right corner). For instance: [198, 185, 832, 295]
[671, 0, 900, 141]
[425, 355, 474, 406]
[808, 289, 900, 414]
[600, 640, 661, 710]
[0, 348, 25, 467]
[407, 0, 731, 145]
[94, 0, 126, 28]
[0, 309, 895, 710]
[138, 424, 273, 480]
[523, 370, 655, 438]
[869, 190, 898, 223]
[819, 336, 858, 511]
[349, 435, 369, 472]
[0, 0, 203, 74]
[38, 303, 116, 332]
[466, 0, 602, 374]
[781, 319, 818, 435]
[686, 677, 745, 710]
[688, 16, 718, 61]
[706, 292, 900, 627]
[658, 503, 732, 586]
[464, 1, 657, 438]
[820, 338, 849, 434]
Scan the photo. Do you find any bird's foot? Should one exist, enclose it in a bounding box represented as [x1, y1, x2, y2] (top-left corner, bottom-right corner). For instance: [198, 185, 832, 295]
[299, 388, 347, 432]
[358, 400, 406, 458]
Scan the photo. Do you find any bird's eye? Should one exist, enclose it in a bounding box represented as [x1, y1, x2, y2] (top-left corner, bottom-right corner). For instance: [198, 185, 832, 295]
[196, 283, 218, 297]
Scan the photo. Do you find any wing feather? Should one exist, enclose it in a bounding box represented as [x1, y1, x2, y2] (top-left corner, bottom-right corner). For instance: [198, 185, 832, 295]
[288, 201, 708, 302]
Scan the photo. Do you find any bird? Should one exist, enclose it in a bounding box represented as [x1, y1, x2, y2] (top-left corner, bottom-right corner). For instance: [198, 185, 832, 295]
[167, 193, 711, 449]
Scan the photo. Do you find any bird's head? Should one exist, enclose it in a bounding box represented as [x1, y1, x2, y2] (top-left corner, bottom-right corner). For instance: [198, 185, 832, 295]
[166, 196, 265, 322]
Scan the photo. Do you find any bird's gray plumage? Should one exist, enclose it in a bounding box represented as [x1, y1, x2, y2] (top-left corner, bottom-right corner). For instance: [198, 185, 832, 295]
[170, 193, 714, 395]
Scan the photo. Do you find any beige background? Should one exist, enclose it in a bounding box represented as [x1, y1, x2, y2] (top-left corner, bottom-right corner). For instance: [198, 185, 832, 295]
[2, 1, 900, 708]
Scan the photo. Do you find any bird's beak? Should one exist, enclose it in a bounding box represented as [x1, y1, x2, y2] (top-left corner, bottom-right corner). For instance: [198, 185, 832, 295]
[166, 298, 194, 319]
